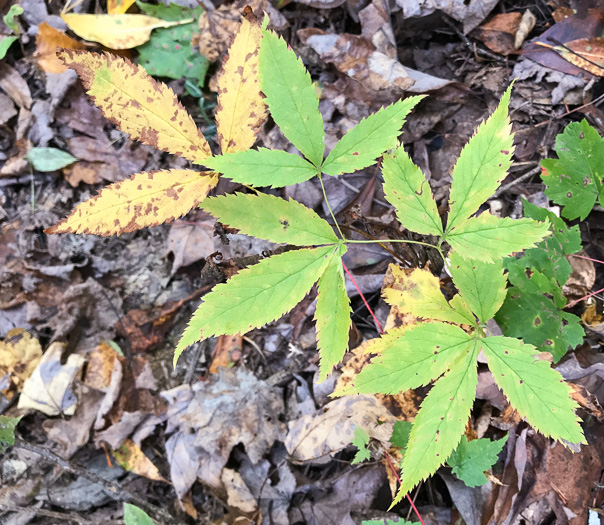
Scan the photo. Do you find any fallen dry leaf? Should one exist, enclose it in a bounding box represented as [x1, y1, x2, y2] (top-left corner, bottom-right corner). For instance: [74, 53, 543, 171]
[563, 252, 596, 301]
[164, 215, 215, 275]
[18, 342, 85, 416]
[112, 439, 168, 482]
[473, 10, 536, 55]
[209, 334, 242, 373]
[0, 61, 32, 109]
[0, 329, 42, 399]
[35, 22, 88, 74]
[85, 341, 119, 389]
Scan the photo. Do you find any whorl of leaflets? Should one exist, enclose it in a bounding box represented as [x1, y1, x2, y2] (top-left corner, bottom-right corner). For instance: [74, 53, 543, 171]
[338, 86, 584, 504]
[46, 11, 266, 236]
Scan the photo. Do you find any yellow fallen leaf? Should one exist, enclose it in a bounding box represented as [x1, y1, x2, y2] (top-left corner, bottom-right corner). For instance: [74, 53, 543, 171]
[215, 12, 266, 153]
[112, 439, 168, 482]
[0, 329, 42, 399]
[107, 0, 136, 15]
[61, 13, 189, 49]
[35, 22, 88, 74]
[46, 169, 219, 236]
[58, 50, 212, 162]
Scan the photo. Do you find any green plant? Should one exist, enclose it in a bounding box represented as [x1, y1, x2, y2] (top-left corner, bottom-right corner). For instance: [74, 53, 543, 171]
[123, 503, 154, 525]
[47, 15, 585, 505]
[0, 4, 23, 60]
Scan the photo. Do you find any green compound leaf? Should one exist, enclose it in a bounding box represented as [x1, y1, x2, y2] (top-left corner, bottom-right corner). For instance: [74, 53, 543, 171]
[382, 145, 443, 236]
[202, 192, 338, 246]
[259, 29, 324, 166]
[0, 415, 21, 453]
[351, 426, 371, 464]
[339, 323, 473, 396]
[541, 120, 604, 221]
[481, 337, 584, 444]
[396, 342, 479, 503]
[494, 276, 584, 362]
[383, 266, 474, 325]
[123, 503, 155, 525]
[447, 435, 508, 487]
[204, 149, 317, 188]
[27, 147, 78, 172]
[448, 252, 507, 323]
[446, 85, 514, 231]
[322, 97, 423, 176]
[446, 213, 551, 262]
[315, 254, 351, 381]
[175, 245, 336, 363]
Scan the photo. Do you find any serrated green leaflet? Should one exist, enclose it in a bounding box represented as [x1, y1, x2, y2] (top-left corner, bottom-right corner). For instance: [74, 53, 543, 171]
[351, 426, 371, 464]
[395, 342, 479, 503]
[390, 420, 412, 450]
[448, 294, 476, 325]
[495, 280, 584, 362]
[382, 146, 443, 236]
[204, 149, 317, 188]
[481, 337, 584, 444]
[340, 323, 473, 396]
[259, 29, 324, 166]
[322, 97, 423, 176]
[203, 193, 339, 246]
[123, 503, 154, 525]
[383, 266, 475, 325]
[541, 120, 604, 221]
[175, 245, 336, 364]
[448, 252, 506, 323]
[446, 213, 550, 262]
[446, 85, 513, 231]
[0, 415, 21, 453]
[447, 435, 507, 487]
[315, 254, 351, 380]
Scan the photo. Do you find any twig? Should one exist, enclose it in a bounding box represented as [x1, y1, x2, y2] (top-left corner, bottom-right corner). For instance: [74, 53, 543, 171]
[13, 438, 178, 525]
[184, 340, 207, 385]
[491, 166, 542, 199]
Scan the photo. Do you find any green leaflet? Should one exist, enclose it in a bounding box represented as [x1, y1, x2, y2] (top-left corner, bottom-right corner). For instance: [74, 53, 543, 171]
[390, 420, 412, 450]
[541, 120, 604, 221]
[175, 245, 336, 364]
[383, 266, 475, 325]
[481, 337, 584, 444]
[322, 97, 424, 176]
[396, 342, 479, 503]
[0, 415, 21, 453]
[204, 149, 317, 188]
[495, 200, 584, 361]
[27, 147, 78, 172]
[123, 503, 155, 525]
[381, 145, 443, 236]
[0, 36, 18, 60]
[448, 252, 507, 323]
[495, 283, 584, 362]
[136, 1, 195, 20]
[447, 435, 508, 487]
[446, 85, 513, 231]
[448, 294, 476, 325]
[202, 192, 339, 246]
[351, 426, 371, 464]
[315, 254, 351, 381]
[339, 323, 474, 396]
[446, 213, 551, 262]
[259, 29, 324, 167]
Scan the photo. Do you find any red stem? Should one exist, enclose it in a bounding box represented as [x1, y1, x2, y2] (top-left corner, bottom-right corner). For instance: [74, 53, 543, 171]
[342, 261, 425, 525]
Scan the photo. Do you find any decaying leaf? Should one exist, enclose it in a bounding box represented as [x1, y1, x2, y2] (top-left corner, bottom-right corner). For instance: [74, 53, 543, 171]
[61, 13, 188, 49]
[215, 12, 266, 154]
[46, 170, 218, 236]
[18, 342, 85, 416]
[35, 22, 88, 74]
[112, 439, 168, 482]
[0, 329, 42, 399]
[552, 37, 604, 76]
[58, 50, 212, 163]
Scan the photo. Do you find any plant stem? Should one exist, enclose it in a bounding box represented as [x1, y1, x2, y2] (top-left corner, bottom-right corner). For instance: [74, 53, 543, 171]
[345, 238, 437, 249]
[318, 173, 345, 240]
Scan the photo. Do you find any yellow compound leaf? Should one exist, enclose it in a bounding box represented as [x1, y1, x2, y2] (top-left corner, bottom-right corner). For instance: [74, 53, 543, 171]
[61, 13, 187, 49]
[45, 170, 219, 236]
[59, 50, 212, 163]
[107, 0, 136, 15]
[215, 12, 267, 153]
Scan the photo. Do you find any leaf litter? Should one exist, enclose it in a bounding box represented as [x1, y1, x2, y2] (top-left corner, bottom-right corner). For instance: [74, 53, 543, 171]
[1, 0, 604, 523]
